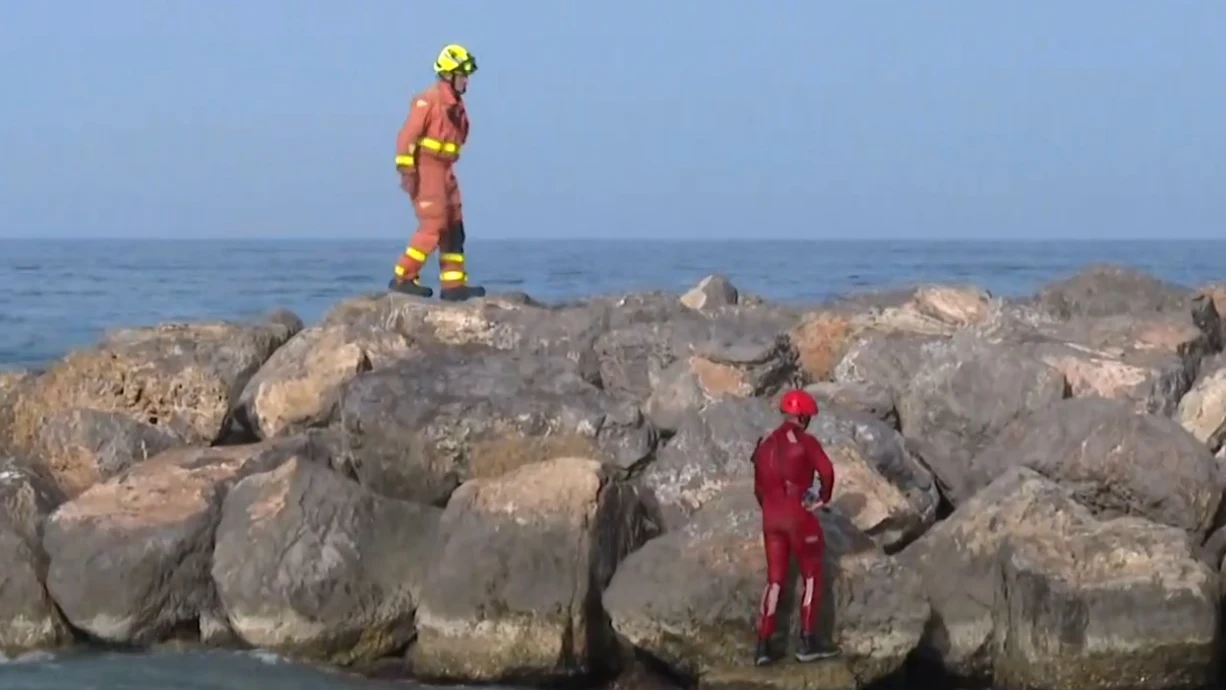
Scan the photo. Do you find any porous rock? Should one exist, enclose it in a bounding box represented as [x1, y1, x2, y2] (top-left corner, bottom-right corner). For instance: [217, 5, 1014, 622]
[42, 434, 331, 644]
[228, 321, 414, 440]
[410, 457, 655, 684]
[332, 349, 656, 506]
[9, 311, 301, 451]
[30, 407, 182, 498]
[603, 486, 930, 689]
[211, 457, 440, 665]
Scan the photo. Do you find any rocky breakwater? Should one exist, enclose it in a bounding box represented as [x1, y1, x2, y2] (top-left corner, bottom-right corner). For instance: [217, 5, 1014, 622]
[0, 263, 1225, 690]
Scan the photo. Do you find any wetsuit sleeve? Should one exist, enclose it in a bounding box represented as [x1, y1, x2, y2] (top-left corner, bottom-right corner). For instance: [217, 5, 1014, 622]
[806, 437, 836, 504]
[395, 94, 433, 167]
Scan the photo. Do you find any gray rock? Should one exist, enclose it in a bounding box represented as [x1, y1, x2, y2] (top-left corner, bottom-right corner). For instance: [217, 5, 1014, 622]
[680, 274, 739, 312]
[331, 350, 657, 506]
[896, 333, 1067, 503]
[42, 435, 329, 644]
[967, 397, 1221, 537]
[992, 513, 1219, 690]
[832, 331, 944, 402]
[410, 458, 656, 685]
[805, 380, 898, 429]
[30, 408, 182, 498]
[901, 466, 1221, 688]
[642, 398, 938, 552]
[603, 486, 930, 688]
[0, 371, 33, 453]
[0, 456, 71, 653]
[211, 457, 440, 665]
[595, 313, 798, 405]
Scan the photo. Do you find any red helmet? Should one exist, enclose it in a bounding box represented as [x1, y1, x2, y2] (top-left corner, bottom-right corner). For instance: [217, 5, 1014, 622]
[779, 389, 818, 417]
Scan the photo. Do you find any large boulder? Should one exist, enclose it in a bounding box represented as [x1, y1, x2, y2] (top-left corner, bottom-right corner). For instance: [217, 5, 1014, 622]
[595, 312, 798, 413]
[603, 486, 930, 689]
[831, 331, 945, 404]
[680, 274, 739, 312]
[1024, 312, 1214, 417]
[29, 407, 182, 498]
[897, 333, 1067, 501]
[42, 435, 331, 644]
[992, 512, 1218, 690]
[804, 381, 897, 429]
[966, 398, 1221, 537]
[789, 284, 996, 383]
[898, 467, 1081, 679]
[642, 398, 938, 551]
[9, 311, 301, 451]
[901, 466, 1220, 689]
[321, 291, 614, 383]
[331, 349, 656, 506]
[1176, 353, 1226, 453]
[228, 321, 414, 440]
[410, 457, 655, 685]
[1033, 264, 1217, 328]
[0, 456, 71, 652]
[211, 457, 441, 665]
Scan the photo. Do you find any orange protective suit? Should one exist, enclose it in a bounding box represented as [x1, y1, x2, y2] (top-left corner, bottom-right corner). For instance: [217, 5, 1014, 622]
[392, 80, 471, 290]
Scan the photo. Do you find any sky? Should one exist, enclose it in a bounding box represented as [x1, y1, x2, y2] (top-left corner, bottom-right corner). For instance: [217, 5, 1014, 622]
[0, 1, 1222, 241]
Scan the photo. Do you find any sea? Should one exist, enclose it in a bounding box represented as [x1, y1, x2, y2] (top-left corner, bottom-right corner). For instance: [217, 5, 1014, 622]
[1, 237, 1225, 689]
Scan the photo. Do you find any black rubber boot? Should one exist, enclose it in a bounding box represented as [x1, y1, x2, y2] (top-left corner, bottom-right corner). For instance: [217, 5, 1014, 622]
[795, 634, 840, 662]
[753, 639, 773, 666]
[439, 284, 486, 302]
[388, 278, 433, 298]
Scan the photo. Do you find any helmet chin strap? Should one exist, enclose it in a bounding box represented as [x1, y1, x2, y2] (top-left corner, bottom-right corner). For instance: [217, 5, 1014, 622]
[444, 72, 467, 95]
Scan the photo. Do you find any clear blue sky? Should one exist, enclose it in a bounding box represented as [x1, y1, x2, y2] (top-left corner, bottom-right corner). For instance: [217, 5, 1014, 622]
[0, 1, 1222, 240]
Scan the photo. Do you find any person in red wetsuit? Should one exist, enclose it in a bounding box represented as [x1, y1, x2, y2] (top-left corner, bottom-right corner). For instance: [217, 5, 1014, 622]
[751, 389, 840, 665]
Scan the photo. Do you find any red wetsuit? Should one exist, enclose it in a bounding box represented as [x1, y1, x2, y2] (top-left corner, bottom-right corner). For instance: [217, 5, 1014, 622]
[751, 420, 836, 640]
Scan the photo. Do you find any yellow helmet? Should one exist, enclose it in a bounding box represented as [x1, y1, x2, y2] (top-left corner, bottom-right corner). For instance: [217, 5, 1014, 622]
[434, 43, 477, 76]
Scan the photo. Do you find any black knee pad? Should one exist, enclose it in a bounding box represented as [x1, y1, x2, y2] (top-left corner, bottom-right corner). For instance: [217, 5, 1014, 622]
[440, 221, 466, 254]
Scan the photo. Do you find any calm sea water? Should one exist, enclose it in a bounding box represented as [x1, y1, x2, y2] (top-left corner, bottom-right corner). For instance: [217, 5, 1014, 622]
[2, 237, 1225, 689]
[3, 238, 1225, 370]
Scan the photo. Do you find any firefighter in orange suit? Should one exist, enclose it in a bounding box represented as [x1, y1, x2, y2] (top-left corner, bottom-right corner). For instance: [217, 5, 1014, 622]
[388, 43, 486, 301]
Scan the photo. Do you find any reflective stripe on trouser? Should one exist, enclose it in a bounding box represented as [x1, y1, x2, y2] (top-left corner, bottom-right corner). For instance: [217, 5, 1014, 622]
[393, 245, 429, 281]
[756, 520, 824, 640]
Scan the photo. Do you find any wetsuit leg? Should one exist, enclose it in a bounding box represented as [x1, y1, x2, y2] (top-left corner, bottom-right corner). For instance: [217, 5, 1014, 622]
[792, 513, 825, 636]
[756, 528, 790, 641]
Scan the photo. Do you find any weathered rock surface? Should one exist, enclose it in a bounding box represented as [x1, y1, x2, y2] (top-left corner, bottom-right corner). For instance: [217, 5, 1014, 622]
[9, 311, 302, 452]
[680, 274, 739, 312]
[966, 398, 1221, 536]
[42, 435, 331, 644]
[332, 349, 656, 506]
[897, 333, 1067, 501]
[595, 312, 798, 409]
[212, 457, 440, 665]
[229, 321, 414, 440]
[1176, 353, 1226, 453]
[832, 331, 945, 403]
[789, 284, 997, 384]
[804, 380, 898, 429]
[30, 407, 182, 498]
[321, 292, 614, 385]
[0, 456, 71, 653]
[992, 511, 1218, 690]
[902, 466, 1220, 688]
[642, 397, 938, 551]
[1025, 312, 1214, 416]
[0, 371, 32, 451]
[1034, 264, 1218, 328]
[411, 457, 655, 684]
[603, 487, 930, 688]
